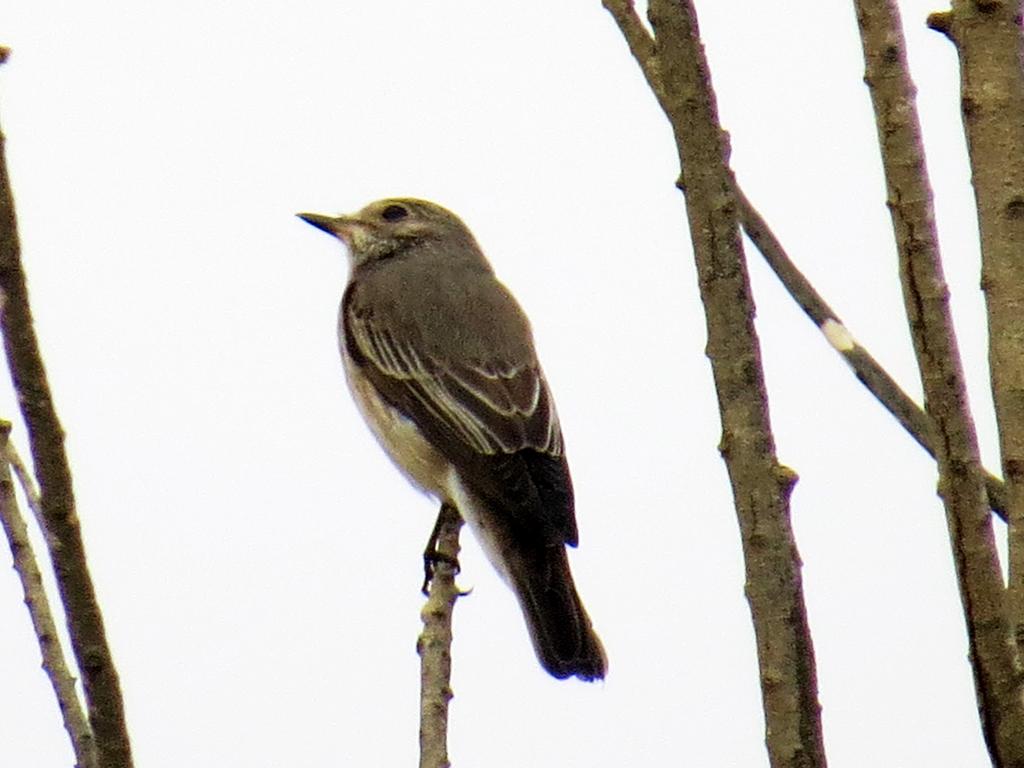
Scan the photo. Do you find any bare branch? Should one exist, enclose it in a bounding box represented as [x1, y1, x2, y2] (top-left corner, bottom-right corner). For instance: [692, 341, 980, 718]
[855, 1, 1024, 762]
[0, 420, 96, 768]
[605, 1, 827, 764]
[7, 437, 48, 533]
[935, 0, 1024, 655]
[602, 1, 659, 88]
[736, 187, 1009, 520]
[0, 92, 133, 767]
[418, 504, 463, 768]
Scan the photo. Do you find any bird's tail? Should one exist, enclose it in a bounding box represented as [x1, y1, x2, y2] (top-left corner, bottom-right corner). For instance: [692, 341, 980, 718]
[509, 544, 607, 681]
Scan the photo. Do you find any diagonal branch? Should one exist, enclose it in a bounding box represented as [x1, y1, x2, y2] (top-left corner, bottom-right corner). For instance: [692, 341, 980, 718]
[0, 62, 133, 768]
[856, 3, 1024, 763]
[604, 2, 1011, 524]
[604, 0, 1015, 535]
[0, 421, 96, 768]
[604, 2, 827, 765]
[7, 434, 50, 532]
[736, 188, 1009, 520]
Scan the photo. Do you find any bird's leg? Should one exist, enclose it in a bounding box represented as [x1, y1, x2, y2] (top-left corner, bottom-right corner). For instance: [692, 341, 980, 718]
[422, 503, 463, 595]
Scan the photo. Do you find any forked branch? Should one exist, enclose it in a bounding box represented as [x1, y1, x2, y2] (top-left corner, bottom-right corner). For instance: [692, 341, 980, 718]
[0, 422, 95, 768]
[0, 61, 133, 768]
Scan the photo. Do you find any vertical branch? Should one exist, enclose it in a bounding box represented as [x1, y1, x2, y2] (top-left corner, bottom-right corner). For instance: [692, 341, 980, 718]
[0, 423, 96, 768]
[603, 2, 827, 766]
[855, 2, 1024, 762]
[0, 69, 133, 768]
[418, 503, 463, 768]
[929, 1, 1024, 637]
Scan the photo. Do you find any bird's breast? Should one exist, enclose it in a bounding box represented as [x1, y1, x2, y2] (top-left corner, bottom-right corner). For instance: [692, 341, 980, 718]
[341, 349, 451, 500]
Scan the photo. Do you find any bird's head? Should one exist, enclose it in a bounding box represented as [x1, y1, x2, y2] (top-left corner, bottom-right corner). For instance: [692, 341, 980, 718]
[298, 198, 481, 268]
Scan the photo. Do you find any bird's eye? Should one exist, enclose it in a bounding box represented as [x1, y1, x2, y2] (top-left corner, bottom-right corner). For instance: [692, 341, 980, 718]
[381, 204, 409, 222]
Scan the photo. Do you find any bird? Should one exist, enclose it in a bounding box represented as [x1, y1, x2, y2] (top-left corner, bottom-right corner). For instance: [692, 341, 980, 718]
[298, 197, 606, 681]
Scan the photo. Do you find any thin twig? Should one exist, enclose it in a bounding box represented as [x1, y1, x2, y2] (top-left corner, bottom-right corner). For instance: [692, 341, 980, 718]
[418, 503, 463, 768]
[604, 2, 827, 765]
[0, 80, 133, 767]
[7, 437, 48, 534]
[0, 420, 96, 768]
[735, 187, 1009, 520]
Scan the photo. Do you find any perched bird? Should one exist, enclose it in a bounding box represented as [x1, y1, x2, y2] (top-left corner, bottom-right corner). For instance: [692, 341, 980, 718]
[298, 198, 606, 681]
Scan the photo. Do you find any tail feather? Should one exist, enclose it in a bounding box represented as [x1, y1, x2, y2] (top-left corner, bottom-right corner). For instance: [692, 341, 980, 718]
[512, 544, 606, 681]
[448, 473, 606, 680]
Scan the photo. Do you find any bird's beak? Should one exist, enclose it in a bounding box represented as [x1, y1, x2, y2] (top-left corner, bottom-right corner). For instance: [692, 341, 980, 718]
[297, 212, 350, 237]
[298, 211, 376, 252]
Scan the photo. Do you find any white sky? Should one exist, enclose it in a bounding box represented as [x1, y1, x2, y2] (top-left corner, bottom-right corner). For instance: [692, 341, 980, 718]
[0, 1, 998, 765]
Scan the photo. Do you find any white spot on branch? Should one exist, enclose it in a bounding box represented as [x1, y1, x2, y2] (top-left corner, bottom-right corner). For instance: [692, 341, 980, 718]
[821, 318, 856, 352]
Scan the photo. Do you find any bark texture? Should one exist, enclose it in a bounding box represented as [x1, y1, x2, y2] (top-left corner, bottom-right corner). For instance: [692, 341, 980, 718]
[0, 96, 133, 768]
[0, 423, 96, 768]
[857, 2, 1024, 763]
[738, 187, 1007, 520]
[603, 2, 826, 765]
[949, 0, 1024, 639]
[418, 504, 463, 768]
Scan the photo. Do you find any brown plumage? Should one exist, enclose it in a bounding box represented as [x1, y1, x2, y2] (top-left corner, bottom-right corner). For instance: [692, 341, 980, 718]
[299, 198, 606, 681]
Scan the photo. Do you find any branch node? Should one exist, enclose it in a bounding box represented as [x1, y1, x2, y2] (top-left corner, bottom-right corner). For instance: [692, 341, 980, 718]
[926, 11, 955, 40]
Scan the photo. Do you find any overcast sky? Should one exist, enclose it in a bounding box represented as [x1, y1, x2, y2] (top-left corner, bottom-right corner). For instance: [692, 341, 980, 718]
[1, 2, 999, 765]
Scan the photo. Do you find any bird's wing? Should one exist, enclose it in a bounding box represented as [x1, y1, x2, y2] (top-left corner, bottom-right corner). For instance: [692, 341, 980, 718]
[347, 311, 562, 457]
[343, 298, 576, 546]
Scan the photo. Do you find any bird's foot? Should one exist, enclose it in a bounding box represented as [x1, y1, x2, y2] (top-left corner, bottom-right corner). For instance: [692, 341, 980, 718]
[421, 502, 469, 595]
[421, 548, 461, 595]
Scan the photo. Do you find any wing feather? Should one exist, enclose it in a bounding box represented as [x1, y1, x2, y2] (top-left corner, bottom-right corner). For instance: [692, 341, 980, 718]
[348, 311, 562, 457]
[342, 283, 575, 545]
